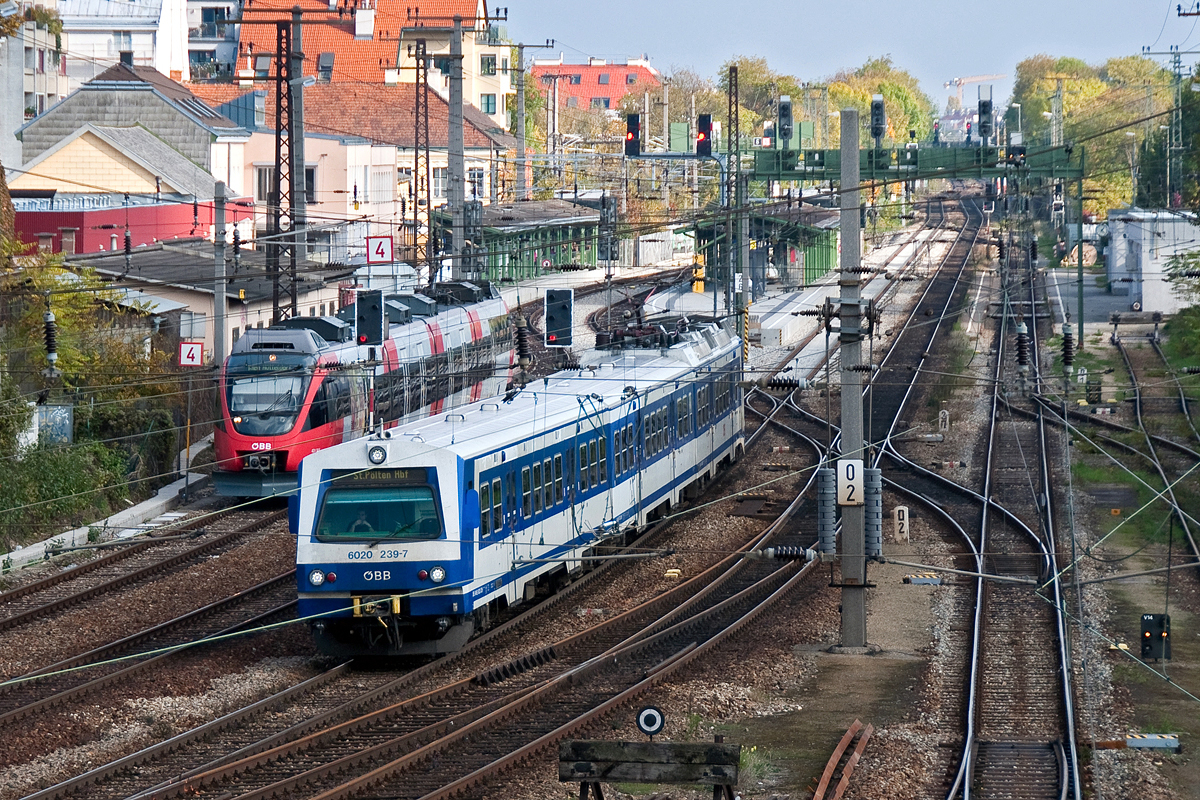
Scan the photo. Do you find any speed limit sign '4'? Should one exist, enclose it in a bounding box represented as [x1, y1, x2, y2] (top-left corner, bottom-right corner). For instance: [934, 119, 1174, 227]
[837, 459, 864, 506]
[366, 235, 394, 265]
[179, 341, 204, 367]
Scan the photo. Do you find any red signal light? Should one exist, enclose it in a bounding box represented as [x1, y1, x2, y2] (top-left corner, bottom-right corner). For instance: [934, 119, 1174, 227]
[548, 334, 557, 342]
[358, 334, 368, 343]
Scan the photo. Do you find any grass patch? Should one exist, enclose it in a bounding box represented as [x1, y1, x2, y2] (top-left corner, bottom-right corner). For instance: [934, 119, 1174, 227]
[926, 330, 976, 408]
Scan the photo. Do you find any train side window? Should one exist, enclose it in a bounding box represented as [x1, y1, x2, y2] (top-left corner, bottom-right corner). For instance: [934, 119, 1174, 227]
[554, 454, 564, 502]
[521, 467, 532, 517]
[579, 444, 589, 491]
[677, 396, 690, 439]
[643, 417, 651, 457]
[308, 379, 329, 429]
[589, 440, 599, 485]
[532, 462, 543, 513]
[661, 409, 669, 447]
[599, 437, 607, 483]
[492, 478, 503, 532]
[627, 424, 635, 464]
[480, 481, 491, 536]
[542, 458, 553, 508]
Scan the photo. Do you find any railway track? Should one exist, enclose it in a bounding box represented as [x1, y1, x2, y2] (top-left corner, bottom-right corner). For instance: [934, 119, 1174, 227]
[786, 195, 1079, 797]
[0, 506, 281, 634]
[0, 572, 296, 727]
[26, 361, 823, 800]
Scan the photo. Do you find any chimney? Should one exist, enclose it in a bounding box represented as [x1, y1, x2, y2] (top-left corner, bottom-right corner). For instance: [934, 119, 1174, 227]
[354, 1, 375, 39]
[59, 227, 78, 254]
[111, 233, 119, 251]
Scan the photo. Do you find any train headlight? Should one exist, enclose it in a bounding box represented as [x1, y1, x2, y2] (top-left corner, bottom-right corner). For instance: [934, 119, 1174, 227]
[429, 565, 447, 584]
[308, 568, 326, 586]
[367, 445, 388, 465]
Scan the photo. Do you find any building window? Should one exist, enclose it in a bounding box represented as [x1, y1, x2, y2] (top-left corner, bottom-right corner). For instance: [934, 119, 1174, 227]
[590, 97, 610, 110]
[479, 93, 496, 115]
[305, 167, 316, 204]
[597, 73, 609, 85]
[317, 52, 334, 82]
[113, 31, 132, 53]
[480, 54, 496, 75]
[626, 73, 637, 85]
[180, 311, 207, 340]
[566, 97, 577, 108]
[434, 56, 450, 75]
[255, 167, 273, 202]
[199, 7, 228, 38]
[569, 74, 581, 84]
[468, 167, 484, 198]
[37, 49, 45, 74]
[370, 166, 393, 204]
[432, 167, 447, 198]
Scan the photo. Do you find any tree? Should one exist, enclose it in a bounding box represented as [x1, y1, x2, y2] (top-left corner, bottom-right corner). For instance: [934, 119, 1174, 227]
[826, 56, 936, 146]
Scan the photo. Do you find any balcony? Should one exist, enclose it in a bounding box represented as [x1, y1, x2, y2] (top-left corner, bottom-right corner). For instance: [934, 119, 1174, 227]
[474, 24, 505, 46]
[189, 22, 233, 41]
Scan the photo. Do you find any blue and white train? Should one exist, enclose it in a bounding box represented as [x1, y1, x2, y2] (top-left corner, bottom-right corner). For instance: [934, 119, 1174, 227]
[292, 321, 745, 657]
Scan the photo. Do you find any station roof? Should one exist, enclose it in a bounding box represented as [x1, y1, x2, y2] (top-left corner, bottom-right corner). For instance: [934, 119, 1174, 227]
[68, 238, 355, 304]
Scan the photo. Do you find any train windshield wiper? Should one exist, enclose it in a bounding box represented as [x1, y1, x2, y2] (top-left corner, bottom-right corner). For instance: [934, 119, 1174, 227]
[366, 520, 416, 547]
[256, 388, 295, 418]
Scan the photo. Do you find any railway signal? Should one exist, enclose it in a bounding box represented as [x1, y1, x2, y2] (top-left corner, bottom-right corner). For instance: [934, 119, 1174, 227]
[696, 114, 712, 157]
[356, 289, 385, 346]
[1141, 613, 1171, 660]
[869, 95, 886, 143]
[625, 114, 641, 157]
[544, 288, 573, 347]
[777, 96, 793, 145]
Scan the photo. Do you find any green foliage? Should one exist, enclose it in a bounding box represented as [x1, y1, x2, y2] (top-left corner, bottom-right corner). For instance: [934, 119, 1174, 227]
[0, 369, 32, 455]
[1011, 54, 1171, 216]
[0, 441, 128, 549]
[1164, 306, 1200, 357]
[828, 56, 935, 145]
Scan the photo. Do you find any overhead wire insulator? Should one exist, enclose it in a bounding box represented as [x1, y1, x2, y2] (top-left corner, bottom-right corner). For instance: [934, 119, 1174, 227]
[514, 314, 532, 370]
[1015, 320, 1030, 373]
[1062, 325, 1074, 369]
[44, 310, 58, 367]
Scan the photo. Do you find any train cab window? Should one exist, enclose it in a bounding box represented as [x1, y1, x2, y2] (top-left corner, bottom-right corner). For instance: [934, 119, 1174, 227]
[554, 455, 564, 502]
[315, 486, 441, 541]
[480, 481, 491, 535]
[599, 438, 607, 483]
[579, 444, 589, 492]
[521, 467, 532, 517]
[532, 463, 543, 513]
[542, 458, 553, 508]
[492, 477, 503, 532]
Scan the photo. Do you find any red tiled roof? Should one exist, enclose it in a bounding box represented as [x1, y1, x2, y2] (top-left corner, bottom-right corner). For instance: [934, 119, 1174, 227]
[530, 62, 660, 109]
[185, 82, 256, 107]
[236, 0, 484, 84]
[187, 81, 507, 149]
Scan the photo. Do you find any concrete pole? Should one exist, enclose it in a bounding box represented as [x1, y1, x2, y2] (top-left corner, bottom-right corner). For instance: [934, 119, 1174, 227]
[662, 81, 669, 208]
[213, 181, 227, 365]
[838, 108, 867, 650]
[1077, 148, 1086, 350]
[448, 15, 465, 278]
[516, 44, 526, 200]
[690, 92, 697, 211]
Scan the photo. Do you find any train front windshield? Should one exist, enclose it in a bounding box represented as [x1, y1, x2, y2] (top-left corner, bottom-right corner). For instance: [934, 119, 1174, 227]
[316, 487, 443, 540]
[225, 353, 314, 435]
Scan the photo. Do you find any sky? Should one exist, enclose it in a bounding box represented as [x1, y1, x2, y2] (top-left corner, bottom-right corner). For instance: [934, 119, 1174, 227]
[506, 0, 1200, 111]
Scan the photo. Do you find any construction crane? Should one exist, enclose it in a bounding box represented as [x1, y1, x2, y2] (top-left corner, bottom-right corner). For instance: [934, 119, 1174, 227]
[944, 74, 1006, 104]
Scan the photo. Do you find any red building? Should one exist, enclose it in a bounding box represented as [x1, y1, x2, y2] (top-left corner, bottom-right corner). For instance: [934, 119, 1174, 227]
[12, 192, 254, 255]
[529, 55, 661, 112]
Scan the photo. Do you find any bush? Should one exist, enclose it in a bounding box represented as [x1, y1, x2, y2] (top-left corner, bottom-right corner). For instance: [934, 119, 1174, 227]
[0, 441, 128, 550]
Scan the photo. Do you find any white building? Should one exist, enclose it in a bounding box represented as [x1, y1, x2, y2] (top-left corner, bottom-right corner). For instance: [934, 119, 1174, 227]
[58, 0, 189, 88]
[1106, 208, 1199, 315]
[0, 0, 72, 167]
